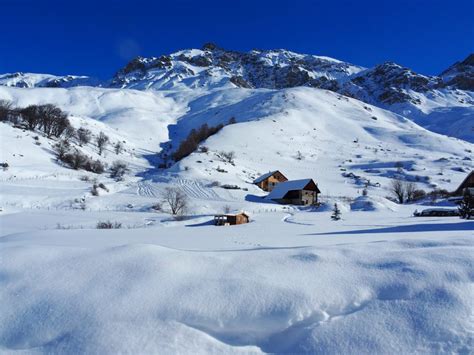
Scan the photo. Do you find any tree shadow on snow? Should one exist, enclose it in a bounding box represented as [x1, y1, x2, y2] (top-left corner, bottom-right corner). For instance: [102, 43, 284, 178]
[306, 221, 474, 236]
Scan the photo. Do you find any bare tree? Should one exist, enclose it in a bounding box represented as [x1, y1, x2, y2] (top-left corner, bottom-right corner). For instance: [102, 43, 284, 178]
[0, 100, 13, 122]
[110, 161, 129, 181]
[220, 151, 235, 164]
[96, 132, 109, 156]
[0, 100, 13, 121]
[162, 187, 188, 217]
[405, 182, 417, 202]
[20, 105, 41, 129]
[114, 141, 124, 155]
[390, 179, 406, 204]
[53, 139, 71, 160]
[77, 127, 92, 145]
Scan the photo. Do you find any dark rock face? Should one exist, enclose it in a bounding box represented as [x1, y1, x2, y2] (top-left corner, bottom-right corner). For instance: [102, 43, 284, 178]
[440, 53, 474, 91]
[110, 45, 473, 108]
[112, 44, 362, 90]
[229, 76, 252, 88]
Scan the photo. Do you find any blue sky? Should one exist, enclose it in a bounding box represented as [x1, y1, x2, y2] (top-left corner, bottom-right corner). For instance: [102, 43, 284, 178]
[1, 0, 472, 79]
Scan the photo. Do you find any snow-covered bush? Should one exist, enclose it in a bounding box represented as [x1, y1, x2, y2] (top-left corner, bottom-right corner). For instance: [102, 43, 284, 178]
[53, 139, 71, 161]
[219, 151, 235, 164]
[96, 221, 122, 229]
[77, 127, 92, 145]
[96, 132, 109, 156]
[110, 161, 129, 181]
[114, 141, 124, 154]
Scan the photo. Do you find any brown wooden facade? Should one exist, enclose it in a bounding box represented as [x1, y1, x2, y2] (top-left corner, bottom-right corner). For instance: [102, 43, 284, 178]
[254, 170, 288, 192]
[266, 178, 321, 206]
[214, 212, 250, 226]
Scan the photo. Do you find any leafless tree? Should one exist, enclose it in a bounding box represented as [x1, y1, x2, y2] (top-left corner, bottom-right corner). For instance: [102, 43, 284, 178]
[110, 161, 129, 181]
[77, 127, 92, 145]
[405, 182, 417, 202]
[114, 141, 124, 155]
[220, 151, 235, 164]
[162, 187, 188, 217]
[390, 179, 406, 204]
[53, 139, 71, 160]
[0, 100, 14, 122]
[96, 132, 109, 156]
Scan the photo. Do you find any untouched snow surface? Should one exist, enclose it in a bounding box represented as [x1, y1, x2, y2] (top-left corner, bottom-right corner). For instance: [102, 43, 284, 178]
[1, 209, 473, 354]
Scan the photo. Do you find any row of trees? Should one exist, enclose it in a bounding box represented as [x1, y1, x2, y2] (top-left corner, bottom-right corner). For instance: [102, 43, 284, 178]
[54, 140, 129, 179]
[173, 123, 225, 161]
[1, 100, 123, 157]
[389, 179, 450, 204]
[1, 100, 72, 138]
[172, 118, 237, 162]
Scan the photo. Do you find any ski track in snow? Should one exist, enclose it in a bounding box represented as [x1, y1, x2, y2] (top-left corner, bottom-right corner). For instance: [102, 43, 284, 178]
[137, 179, 225, 201]
[136, 181, 162, 198]
[176, 179, 225, 201]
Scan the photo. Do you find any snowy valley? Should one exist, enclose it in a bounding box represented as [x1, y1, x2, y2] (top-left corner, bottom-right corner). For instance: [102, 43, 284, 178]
[0, 45, 473, 354]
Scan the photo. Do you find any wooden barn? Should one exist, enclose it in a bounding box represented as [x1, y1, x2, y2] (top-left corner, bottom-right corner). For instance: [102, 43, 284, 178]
[214, 212, 250, 226]
[253, 170, 288, 192]
[453, 171, 474, 196]
[265, 178, 321, 205]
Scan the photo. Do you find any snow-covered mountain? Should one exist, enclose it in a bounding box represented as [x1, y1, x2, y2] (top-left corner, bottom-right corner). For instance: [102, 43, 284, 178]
[1, 45, 474, 354]
[0, 72, 98, 88]
[1, 45, 472, 142]
[107, 45, 474, 142]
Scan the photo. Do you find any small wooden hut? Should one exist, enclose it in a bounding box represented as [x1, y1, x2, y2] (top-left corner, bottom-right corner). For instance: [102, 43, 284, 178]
[253, 170, 288, 192]
[214, 212, 250, 226]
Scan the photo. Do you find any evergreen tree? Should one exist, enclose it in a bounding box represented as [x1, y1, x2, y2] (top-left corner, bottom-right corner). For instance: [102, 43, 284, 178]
[331, 203, 341, 220]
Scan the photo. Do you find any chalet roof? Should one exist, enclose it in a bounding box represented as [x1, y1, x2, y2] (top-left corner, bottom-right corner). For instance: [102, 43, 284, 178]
[265, 179, 320, 200]
[253, 170, 280, 184]
[454, 170, 474, 195]
[214, 212, 250, 218]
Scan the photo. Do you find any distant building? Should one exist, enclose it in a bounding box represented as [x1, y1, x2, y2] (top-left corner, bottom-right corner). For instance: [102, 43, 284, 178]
[453, 171, 474, 196]
[253, 170, 288, 192]
[265, 178, 321, 205]
[214, 212, 250, 226]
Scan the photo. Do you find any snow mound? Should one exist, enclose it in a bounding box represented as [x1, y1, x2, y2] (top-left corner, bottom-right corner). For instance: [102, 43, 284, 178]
[0, 232, 472, 353]
[351, 196, 398, 211]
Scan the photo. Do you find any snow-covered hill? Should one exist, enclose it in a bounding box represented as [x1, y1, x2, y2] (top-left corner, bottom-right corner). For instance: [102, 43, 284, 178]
[1, 83, 472, 212]
[1, 46, 474, 354]
[108, 45, 474, 142]
[0, 72, 98, 88]
[2, 45, 472, 142]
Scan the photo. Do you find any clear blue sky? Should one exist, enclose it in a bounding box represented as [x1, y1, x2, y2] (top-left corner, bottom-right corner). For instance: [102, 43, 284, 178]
[1, 0, 472, 79]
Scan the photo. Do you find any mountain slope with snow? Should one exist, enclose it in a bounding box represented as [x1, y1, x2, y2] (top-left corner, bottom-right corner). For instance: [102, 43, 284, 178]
[108, 46, 474, 142]
[1, 46, 474, 355]
[0, 72, 98, 88]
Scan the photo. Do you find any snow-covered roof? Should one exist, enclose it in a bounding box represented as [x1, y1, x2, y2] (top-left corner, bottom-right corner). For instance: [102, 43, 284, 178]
[253, 170, 280, 184]
[265, 179, 318, 200]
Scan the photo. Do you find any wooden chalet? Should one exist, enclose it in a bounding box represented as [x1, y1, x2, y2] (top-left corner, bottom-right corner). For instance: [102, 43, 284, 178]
[265, 178, 321, 205]
[214, 212, 250, 226]
[253, 170, 288, 192]
[453, 171, 474, 196]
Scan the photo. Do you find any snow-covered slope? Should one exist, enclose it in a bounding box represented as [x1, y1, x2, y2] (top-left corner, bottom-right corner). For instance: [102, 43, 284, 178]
[1, 84, 472, 212]
[1, 47, 474, 354]
[0, 72, 98, 88]
[108, 46, 474, 142]
[1, 46, 472, 142]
